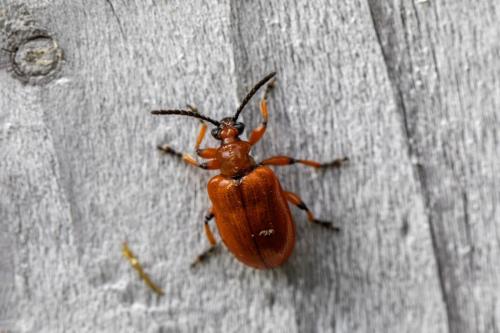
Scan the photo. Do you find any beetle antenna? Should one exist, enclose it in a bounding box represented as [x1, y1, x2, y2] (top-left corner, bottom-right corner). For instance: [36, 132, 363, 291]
[233, 72, 276, 121]
[151, 109, 220, 126]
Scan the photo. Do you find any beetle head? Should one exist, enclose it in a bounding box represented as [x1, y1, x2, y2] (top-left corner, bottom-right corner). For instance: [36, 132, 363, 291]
[211, 71, 275, 143]
[211, 117, 245, 141]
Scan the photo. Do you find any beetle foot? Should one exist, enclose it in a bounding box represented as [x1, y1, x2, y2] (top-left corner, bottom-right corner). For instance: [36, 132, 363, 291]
[190, 245, 219, 268]
[320, 157, 349, 168]
[263, 78, 276, 99]
[185, 104, 199, 113]
[312, 219, 340, 231]
[157, 144, 182, 158]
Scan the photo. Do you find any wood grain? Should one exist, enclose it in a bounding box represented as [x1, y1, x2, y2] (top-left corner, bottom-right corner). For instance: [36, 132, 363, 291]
[0, 1, 498, 332]
[367, 1, 500, 332]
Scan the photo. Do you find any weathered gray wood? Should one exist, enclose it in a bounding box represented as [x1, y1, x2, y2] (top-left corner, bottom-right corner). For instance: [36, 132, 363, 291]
[0, 1, 498, 332]
[367, 1, 500, 332]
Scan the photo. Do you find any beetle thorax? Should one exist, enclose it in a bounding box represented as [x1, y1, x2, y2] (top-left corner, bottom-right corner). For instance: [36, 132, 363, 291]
[217, 141, 256, 178]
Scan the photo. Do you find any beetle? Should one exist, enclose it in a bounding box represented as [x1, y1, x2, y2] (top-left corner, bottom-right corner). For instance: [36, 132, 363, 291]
[151, 72, 347, 269]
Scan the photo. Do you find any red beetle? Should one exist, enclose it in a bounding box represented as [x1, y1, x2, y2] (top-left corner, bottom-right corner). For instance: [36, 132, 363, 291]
[152, 72, 347, 269]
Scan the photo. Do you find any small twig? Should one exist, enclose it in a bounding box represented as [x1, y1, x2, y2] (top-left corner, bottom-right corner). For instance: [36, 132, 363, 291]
[122, 242, 165, 296]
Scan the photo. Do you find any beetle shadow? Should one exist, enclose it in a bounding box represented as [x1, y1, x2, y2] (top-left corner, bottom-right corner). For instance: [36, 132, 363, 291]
[278, 216, 344, 331]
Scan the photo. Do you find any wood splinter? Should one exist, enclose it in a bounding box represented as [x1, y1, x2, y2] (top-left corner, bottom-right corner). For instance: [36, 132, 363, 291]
[122, 242, 165, 296]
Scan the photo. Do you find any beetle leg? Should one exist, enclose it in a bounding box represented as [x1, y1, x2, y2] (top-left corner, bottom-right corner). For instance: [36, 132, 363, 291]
[191, 209, 219, 267]
[284, 191, 340, 231]
[157, 145, 221, 170]
[196, 147, 217, 159]
[184, 156, 220, 170]
[248, 79, 275, 146]
[196, 146, 218, 159]
[260, 156, 348, 169]
[185, 104, 219, 159]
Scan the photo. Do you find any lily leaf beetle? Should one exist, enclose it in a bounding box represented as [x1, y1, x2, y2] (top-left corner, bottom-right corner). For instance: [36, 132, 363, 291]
[124, 73, 348, 296]
[151, 72, 348, 270]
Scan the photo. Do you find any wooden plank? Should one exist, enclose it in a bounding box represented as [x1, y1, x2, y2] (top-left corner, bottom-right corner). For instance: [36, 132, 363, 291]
[367, 1, 500, 332]
[1, 0, 498, 332]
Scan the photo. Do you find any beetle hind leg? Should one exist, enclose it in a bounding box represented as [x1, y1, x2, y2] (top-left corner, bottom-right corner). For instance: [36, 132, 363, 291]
[191, 209, 220, 267]
[284, 191, 340, 231]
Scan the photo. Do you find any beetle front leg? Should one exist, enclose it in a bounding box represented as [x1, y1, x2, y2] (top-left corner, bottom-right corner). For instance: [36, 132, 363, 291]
[157, 104, 218, 165]
[284, 191, 340, 231]
[260, 155, 348, 169]
[186, 105, 218, 159]
[247, 80, 275, 146]
[194, 120, 217, 159]
[191, 208, 219, 267]
[157, 145, 220, 170]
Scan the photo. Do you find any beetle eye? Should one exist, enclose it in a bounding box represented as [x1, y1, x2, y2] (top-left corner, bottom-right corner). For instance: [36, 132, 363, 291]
[234, 122, 245, 134]
[211, 128, 220, 139]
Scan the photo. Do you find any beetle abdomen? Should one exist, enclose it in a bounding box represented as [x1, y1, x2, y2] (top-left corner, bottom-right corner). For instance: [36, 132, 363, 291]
[207, 166, 295, 269]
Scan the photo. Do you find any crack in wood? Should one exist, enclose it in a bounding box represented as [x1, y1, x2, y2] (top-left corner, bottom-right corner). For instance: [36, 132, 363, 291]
[104, 0, 125, 39]
[365, 1, 452, 332]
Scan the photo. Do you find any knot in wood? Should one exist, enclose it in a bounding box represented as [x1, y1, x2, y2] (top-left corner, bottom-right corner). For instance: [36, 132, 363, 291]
[12, 33, 62, 81]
